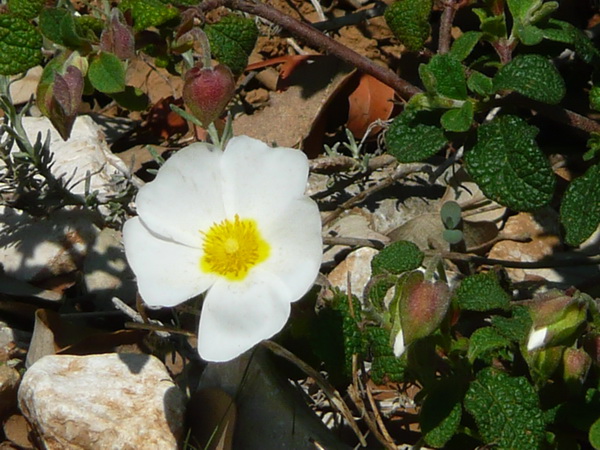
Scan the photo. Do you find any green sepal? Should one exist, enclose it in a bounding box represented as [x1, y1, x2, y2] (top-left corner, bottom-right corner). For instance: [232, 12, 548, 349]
[384, 0, 432, 52]
[385, 110, 447, 163]
[560, 163, 600, 246]
[453, 271, 510, 311]
[0, 13, 42, 75]
[493, 54, 565, 104]
[464, 368, 546, 449]
[204, 15, 258, 76]
[465, 115, 555, 212]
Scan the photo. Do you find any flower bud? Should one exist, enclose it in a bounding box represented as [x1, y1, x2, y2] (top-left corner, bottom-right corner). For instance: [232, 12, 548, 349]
[562, 347, 592, 394]
[583, 333, 600, 366]
[391, 272, 450, 357]
[100, 8, 135, 60]
[182, 63, 236, 128]
[528, 345, 564, 385]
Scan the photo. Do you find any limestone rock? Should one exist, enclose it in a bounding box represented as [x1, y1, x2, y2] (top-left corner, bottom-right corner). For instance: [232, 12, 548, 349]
[0, 365, 20, 420]
[18, 353, 185, 449]
[327, 247, 379, 299]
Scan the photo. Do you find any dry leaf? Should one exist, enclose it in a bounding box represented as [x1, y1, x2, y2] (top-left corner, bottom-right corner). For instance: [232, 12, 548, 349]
[346, 73, 395, 138]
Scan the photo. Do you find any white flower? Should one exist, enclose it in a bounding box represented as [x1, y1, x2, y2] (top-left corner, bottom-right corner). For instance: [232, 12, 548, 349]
[123, 136, 322, 362]
[526, 327, 548, 351]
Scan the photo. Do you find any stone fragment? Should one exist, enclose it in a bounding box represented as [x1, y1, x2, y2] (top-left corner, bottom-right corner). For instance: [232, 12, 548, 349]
[327, 247, 379, 298]
[0, 365, 20, 420]
[0, 206, 98, 282]
[19, 353, 185, 449]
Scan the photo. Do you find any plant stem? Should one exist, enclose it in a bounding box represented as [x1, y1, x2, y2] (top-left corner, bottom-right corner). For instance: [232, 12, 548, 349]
[438, 0, 458, 54]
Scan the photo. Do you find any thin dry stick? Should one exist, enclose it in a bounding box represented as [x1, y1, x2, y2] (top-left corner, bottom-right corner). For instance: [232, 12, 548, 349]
[261, 340, 368, 447]
[364, 372, 396, 445]
[322, 163, 427, 226]
[434, 251, 600, 268]
[438, 0, 458, 54]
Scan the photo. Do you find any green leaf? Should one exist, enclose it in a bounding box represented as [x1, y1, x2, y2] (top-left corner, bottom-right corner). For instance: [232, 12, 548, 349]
[590, 417, 600, 449]
[443, 229, 463, 244]
[421, 380, 463, 448]
[560, 163, 600, 246]
[591, 86, 600, 112]
[7, 0, 44, 20]
[467, 71, 493, 96]
[39, 8, 68, 45]
[110, 86, 149, 111]
[491, 306, 532, 342]
[441, 201, 461, 229]
[205, 15, 258, 76]
[493, 54, 565, 104]
[419, 54, 467, 100]
[119, 0, 179, 32]
[88, 52, 126, 94]
[465, 368, 546, 449]
[385, 110, 447, 162]
[371, 240, 424, 276]
[465, 115, 555, 211]
[59, 11, 92, 52]
[449, 31, 482, 61]
[473, 8, 507, 40]
[514, 24, 544, 45]
[543, 19, 600, 65]
[367, 327, 407, 383]
[384, 0, 432, 52]
[453, 271, 510, 311]
[0, 14, 42, 75]
[506, 0, 540, 22]
[468, 327, 511, 362]
[440, 101, 473, 132]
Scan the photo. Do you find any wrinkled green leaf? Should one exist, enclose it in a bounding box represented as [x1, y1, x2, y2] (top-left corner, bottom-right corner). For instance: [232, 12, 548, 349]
[0, 14, 42, 75]
[453, 271, 510, 311]
[491, 306, 532, 342]
[449, 31, 482, 61]
[440, 101, 473, 132]
[119, 0, 179, 32]
[590, 416, 600, 449]
[421, 380, 463, 448]
[367, 327, 407, 383]
[465, 368, 546, 449]
[371, 240, 424, 276]
[493, 54, 565, 104]
[560, 163, 600, 246]
[7, 0, 44, 20]
[88, 52, 126, 94]
[39, 8, 68, 45]
[473, 8, 507, 40]
[543, 19, 600, 65]
[468, 326, 511, 362]
[384, 0, 432, 52]
[385, 110, 447, 162]
[468, 71, 493, 96]
[205, 15, 258, 76]
[419, 53, 467, 100]
[465, 115, 555, 211]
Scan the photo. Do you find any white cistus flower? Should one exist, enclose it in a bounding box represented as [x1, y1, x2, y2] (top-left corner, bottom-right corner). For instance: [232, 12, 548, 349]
[123, 136, 322, 362]
[526, 327, 548, 351]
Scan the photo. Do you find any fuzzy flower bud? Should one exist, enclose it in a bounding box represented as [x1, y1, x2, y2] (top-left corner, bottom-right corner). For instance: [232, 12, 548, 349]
[183, 63, 236, 128]
[100, 8, 135, 60]
[562, 347, 592, 394]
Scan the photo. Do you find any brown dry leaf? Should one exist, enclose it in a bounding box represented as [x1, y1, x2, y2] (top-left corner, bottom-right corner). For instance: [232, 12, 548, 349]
[246, 54, 314, 90]
[233, 56, 353, 155]
[346, 73, 395, 138]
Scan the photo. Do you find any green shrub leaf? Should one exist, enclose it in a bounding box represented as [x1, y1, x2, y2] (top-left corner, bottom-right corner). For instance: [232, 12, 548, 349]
[465, 115, 555, 211]
[560, 163, 600, 246]
[421, 380, 463, 448]
[493, 54, 565, 104]
[467, 71, 494, 96]
[453, 271, 510, 311]
[119, 0, 179, 32]
[440, 101, 473, 132]
[371, 240, 424, 276]
[464, 368, 546, 449]
[419, 54, 467, 100]
[205, 15, 258, 76]
[385, 110, 447, 162]
[449, 31, 482, 61]
[468, 327, 511, 362]
[491, 306, 532, 342]
[590, 416, 600, 449]
[88, 52, 126, 94]
[7, 0, 44, 20]
[384, 0, 432, 52]
[543, 19, 600, 65]
[0, 14, 42, 75]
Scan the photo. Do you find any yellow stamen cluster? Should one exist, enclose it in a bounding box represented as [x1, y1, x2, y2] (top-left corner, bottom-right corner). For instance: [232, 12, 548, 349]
[200, 215, 270, 281]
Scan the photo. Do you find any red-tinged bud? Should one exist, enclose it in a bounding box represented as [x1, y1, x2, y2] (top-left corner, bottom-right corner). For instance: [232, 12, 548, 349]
[100, 8, 135, 60]
[183, 63, 236, 128]
[401, 278, 450, 345]
[583, 333, 600, 366]
[562, 347, 592, 394]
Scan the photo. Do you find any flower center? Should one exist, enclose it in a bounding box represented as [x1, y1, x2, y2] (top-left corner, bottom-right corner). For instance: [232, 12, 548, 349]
[200, 215, 270, 281]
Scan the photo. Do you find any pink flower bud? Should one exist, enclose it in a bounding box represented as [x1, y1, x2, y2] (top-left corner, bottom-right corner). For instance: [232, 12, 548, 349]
[183, 63, 236, 128]
[562, 347, 592, 393]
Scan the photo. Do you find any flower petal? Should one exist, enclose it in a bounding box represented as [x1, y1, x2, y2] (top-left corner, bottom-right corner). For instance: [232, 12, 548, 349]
[197, 269, 291, 362]
[220, 136, 309, 222]
[135, 143, 225, 247]
[123, 217, 216, 307]
[259, 197, 322, 301]
[527, 327, 548, 351]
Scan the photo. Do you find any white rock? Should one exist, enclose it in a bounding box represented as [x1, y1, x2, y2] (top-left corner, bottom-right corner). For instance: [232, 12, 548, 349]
[0, 205, 98, 281]
[10, 115, 134, 202]
[18, 353, 185, 449]
[327, 247, 379, 298]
